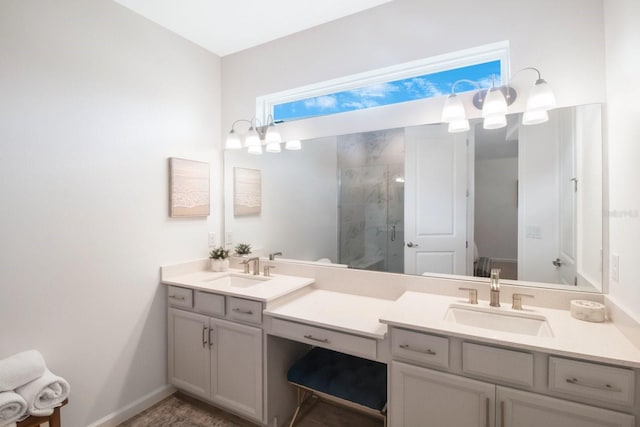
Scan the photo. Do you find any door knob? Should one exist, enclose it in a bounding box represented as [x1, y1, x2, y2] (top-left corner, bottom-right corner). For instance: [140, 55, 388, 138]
[406, 242, 419, 248]
[552, 258, 563, 267]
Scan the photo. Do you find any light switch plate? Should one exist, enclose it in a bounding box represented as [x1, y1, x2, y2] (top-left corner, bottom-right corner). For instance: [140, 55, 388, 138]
[225, 231, 233, 245]
[208, 232, 216, 247]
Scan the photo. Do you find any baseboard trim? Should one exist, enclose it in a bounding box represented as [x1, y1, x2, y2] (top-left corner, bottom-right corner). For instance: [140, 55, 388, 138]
[87, 384, 176, 427]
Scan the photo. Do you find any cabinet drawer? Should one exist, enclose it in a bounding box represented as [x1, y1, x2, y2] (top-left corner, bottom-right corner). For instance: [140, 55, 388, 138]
[228, 297, 263, 325]
[391, 328, 449, 368]
[462, 342, 534, 387]
[167, 286, 193, 309]
[548, 357, 635, 406]
[271, 318, 377, 360]
[194, 291, 225, 317]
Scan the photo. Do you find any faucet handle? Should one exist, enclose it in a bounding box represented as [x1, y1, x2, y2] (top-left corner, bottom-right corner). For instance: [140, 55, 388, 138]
[269, 252, 283, 261]
[263, 265, 275, 277]
[241, 258, 250, 274]
[458, 287, 478, 304]
[512, 293, 534, 310]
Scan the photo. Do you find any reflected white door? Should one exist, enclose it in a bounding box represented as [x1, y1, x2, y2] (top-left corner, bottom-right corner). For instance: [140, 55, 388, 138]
[404, 124, 468, 275]
[518, 115, 561, 283]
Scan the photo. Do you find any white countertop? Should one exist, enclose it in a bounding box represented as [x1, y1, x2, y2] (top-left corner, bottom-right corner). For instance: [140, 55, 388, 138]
[162, 269, 315, 302]
[380, 291, 640, 368]
[264, 288, 395, 339]
[161, 259, 640, 368]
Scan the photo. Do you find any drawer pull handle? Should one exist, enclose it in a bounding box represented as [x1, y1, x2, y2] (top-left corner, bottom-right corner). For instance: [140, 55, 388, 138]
[304, 334, 330, 344]
[169, 295, 185, 301]
[565, 377, 622, 392]
[399, 344, 436, 355]
[232, 308, 253, 315]
[208, 328, 213, 349]
[202, 326, 208, 348]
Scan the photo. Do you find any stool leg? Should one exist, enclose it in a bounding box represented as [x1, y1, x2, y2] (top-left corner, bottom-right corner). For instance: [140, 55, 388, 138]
[288, 388, 303, 427]
[50, 406, 62, 427]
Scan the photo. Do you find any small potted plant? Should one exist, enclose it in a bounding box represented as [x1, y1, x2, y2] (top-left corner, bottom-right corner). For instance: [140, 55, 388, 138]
[235, 243, 252, 257]
[209, 246, 230, 272]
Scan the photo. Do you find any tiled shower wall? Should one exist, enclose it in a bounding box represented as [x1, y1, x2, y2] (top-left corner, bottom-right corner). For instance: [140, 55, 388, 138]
[337, 128, 404, 273]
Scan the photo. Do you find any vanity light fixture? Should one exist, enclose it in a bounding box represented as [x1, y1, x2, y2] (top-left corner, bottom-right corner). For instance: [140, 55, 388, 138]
[224, 116, 300, 154]
[521, 67, 556, 125]
[481, 85, 509, 130]
[441, 79, 477, 133]
[477, 76, 517, 130]
[441, 67, 555, 133]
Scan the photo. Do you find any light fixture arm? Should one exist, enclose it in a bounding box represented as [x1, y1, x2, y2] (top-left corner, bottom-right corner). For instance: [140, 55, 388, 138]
[450, 79, 481, 94]
[519, 67, 543, 82]
[229, 118, 252, 133]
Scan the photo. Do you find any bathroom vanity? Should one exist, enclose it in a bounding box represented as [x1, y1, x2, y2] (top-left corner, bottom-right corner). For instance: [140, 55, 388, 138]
[161, 259, 640, 427]
[383, 292, 639, 427]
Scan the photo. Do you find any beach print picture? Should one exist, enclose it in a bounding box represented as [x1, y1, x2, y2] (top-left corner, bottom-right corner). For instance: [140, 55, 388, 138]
[233, 167, 261, 217]
[169, 158, 210, 217]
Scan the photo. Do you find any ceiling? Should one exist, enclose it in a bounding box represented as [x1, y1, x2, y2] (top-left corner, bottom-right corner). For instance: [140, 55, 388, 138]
[112, 0, 392, 57]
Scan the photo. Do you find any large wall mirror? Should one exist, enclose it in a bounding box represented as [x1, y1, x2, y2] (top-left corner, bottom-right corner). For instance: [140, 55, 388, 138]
[224, 104, 603, 292]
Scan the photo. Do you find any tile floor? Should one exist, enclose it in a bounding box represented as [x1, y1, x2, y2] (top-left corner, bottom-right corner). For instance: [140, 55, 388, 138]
[119, 392, 383, 427]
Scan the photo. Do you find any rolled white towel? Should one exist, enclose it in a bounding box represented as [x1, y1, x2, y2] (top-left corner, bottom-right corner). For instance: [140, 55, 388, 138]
[0, 391, 27, 427]
[15, 368, 70, 417]
[0, 350, 46, 392]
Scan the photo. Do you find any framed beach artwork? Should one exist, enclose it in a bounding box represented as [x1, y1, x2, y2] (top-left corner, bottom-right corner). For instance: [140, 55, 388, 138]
[169, 158, 210, 217]
[234, 167, 261, 216]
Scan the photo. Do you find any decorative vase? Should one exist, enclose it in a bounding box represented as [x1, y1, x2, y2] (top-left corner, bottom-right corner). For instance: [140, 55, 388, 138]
[210, 258, 229, 272]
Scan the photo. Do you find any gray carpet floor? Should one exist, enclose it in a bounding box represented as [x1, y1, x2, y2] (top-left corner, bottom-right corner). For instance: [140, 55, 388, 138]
[119, 392, 383, 427]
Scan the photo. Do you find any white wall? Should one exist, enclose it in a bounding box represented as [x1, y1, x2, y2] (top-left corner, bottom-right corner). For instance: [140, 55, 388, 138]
[0, 1, 221, 426]
[221, 0, 606, 136]
[576, 104, 603, 289]
[263, 138, 339, 262]
[604, 0, 640, 318]
[224, 137, 339, 262]
[474, 157, 518, 261]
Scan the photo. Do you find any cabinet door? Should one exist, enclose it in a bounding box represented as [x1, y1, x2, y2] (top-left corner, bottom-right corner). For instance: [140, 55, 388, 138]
[497, 386, 635, 427]
[390, 361, 494, 427]
[210, 318, 263, 422]
[168, 308, 211, 399]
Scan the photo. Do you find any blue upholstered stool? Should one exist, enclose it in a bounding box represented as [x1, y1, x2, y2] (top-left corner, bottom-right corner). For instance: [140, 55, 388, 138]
[287, 347, 387, 427]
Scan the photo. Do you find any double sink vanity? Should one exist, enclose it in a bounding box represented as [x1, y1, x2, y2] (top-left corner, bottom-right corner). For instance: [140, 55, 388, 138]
[161, 258, 640, 427]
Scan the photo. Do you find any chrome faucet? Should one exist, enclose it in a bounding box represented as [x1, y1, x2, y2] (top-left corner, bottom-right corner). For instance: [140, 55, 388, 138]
[242, 257, 260, 275]
[489, 268, 501, 307]
[269, 252, 282, 261]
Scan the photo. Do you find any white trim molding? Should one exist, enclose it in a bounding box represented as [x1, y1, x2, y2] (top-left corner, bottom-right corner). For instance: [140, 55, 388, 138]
[87, 385, 176, 427]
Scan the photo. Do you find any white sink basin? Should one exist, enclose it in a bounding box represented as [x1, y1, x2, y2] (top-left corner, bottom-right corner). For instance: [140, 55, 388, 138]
[203, 274, 269, 288]
[444, 304, 553, 337]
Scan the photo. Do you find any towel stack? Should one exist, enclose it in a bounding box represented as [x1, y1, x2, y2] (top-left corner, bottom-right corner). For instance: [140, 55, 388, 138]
[0, 350, 70, 427]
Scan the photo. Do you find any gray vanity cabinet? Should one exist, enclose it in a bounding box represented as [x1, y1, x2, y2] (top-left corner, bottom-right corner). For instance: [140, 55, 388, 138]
[388, 327, 636, 427]
[167, 287, 264, 423]
[498, 387, 634, 427]
[390, 360, 634, 427]
[168, 308, 211, 398]
[390, 361, 494, 426]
